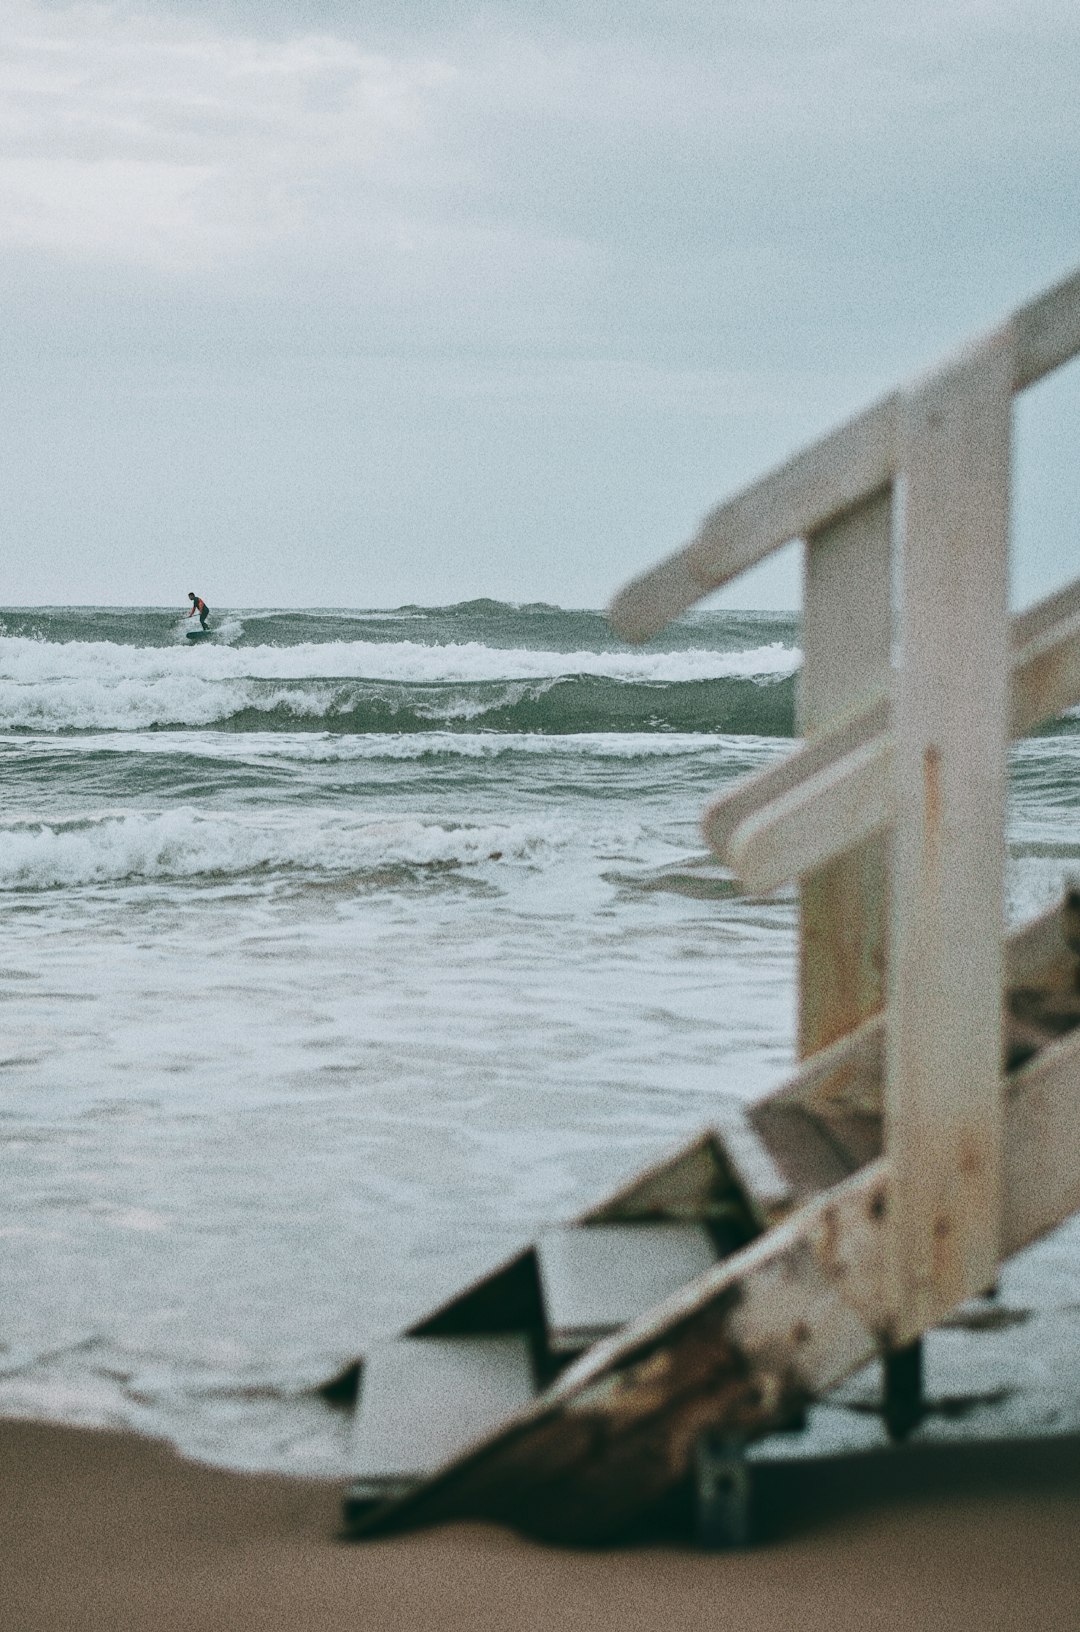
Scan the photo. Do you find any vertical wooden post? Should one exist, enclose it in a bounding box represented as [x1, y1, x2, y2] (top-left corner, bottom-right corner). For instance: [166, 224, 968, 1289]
[799, 490, 892, 1058]
[882, 1339, 925, 1441]
[886, 335, 1012, 1344]
[695, 1433, 752, 1548]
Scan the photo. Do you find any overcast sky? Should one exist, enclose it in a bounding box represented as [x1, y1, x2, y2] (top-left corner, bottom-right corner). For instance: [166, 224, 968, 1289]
[2, 0, 1079, 610]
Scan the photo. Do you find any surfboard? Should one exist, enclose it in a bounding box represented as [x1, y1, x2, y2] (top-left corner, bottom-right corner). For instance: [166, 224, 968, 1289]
[186, 629, 211, 641]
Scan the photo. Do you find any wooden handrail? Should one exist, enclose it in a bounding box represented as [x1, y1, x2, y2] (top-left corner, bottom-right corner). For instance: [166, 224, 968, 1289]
[610, 266, 1080, 1343]
[609, 267, 1080, 647]
[608, 396, 898, 643]
[704, 578, 1080, 892]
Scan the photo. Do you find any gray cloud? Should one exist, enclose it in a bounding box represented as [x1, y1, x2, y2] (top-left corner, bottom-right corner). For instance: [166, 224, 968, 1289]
[3, 0, 1079, 608]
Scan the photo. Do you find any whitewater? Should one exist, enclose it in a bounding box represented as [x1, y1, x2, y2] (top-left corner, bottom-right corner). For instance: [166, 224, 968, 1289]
[3, 603, 1079, 1474]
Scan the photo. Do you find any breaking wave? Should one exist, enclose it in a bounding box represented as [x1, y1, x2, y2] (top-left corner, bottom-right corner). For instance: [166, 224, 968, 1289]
[0, 809, 597, 892]
[0, 637, 799, 735]
[0, 634, 798, 685]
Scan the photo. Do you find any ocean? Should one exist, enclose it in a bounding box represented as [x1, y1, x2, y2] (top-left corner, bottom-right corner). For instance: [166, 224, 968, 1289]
[2, 601, 1079, 1475]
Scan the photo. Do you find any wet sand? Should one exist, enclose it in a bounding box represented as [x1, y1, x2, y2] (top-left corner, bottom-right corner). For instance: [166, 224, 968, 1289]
[3, 1419, 1080, 1632]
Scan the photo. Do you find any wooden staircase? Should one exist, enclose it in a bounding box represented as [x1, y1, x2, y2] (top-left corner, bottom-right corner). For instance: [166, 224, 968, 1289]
[338, 896, 1080, 1543]
[338, 267, 1080, 1545]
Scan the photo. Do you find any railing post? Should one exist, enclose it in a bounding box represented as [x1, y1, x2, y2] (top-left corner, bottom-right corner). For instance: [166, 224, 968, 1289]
[799, 490, 892, 1057]
[886, 334, 1013, 1344]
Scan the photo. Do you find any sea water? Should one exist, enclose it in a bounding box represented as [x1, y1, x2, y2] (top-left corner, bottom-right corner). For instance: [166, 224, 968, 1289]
[2, 602, 1079, 1474]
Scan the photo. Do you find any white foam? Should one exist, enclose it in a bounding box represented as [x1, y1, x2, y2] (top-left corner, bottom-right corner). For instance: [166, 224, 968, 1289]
[0, 636, 799, 732]
[0, 808, 600, 891]
[0, 635, 799, 686]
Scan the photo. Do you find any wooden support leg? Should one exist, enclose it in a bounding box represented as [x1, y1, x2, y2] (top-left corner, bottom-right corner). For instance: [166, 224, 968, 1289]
[342, 1484, 384, 1535]
[883, 1339, 925, 1441]
[695, 1432, 753, 1548]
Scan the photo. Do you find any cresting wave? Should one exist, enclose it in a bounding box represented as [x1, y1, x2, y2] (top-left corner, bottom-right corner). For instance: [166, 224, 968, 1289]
[0, 634, 799, 685]
[0, 637, 800, 735]
[0, 809, 602, 892]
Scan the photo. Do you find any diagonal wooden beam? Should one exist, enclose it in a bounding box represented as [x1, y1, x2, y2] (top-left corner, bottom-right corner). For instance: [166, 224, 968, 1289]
[608, 397, 899, 644]
[609, 272, 1080, 648]
[1003, 1023, 1080, 1250]
[707, 585, 1080, 894]
[1012, 266, 1080, 389]
[727, 736, 888, 896]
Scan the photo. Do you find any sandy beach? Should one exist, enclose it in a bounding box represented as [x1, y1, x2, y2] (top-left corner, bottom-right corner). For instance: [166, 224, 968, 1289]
[3, 1419, 1080, 1632]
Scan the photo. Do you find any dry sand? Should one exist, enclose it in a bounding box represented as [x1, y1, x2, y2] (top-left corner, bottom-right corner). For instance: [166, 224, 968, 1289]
[3, 1418, 1080, 1632]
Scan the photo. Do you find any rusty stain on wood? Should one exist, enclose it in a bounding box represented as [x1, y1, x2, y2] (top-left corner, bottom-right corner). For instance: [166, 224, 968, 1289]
[922, 744, 942, 873]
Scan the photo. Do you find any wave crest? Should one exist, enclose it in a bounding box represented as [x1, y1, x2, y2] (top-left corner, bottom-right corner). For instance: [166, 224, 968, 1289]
[0, 639, 798, 736]
[0, 635, 798, 686]
[0, 810, 589, 891]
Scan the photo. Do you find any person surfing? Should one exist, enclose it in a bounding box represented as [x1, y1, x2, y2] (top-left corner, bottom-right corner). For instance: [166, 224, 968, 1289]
[187, 592, 210, 632]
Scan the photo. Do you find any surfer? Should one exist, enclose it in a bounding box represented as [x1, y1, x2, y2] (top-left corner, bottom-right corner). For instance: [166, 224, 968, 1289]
[187, 593, 210, 631]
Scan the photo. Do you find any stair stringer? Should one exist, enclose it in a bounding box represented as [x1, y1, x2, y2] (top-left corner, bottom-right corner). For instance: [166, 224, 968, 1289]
[348, 1159, 888, 1543]
[345, 1011, 1080, 1544]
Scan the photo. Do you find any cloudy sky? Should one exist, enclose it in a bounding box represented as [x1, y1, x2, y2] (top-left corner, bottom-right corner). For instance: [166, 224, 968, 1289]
[2, 0, 1079, 610]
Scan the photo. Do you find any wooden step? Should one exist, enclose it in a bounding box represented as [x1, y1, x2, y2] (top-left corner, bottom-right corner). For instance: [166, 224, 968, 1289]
[1008, 985, 1080, 1037]
[536, 1223, 717, 1354]
[714, 1105, 796, 1224]
[348, 1335, 536, 1505]
[749, 1098, 866, 1196]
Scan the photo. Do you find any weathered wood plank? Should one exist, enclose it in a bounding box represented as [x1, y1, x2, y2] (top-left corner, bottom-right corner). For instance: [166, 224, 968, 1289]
[705, 576, 1080, 892]
[799, 490, 892, 738]
[728, 737, 888, 896]
[797, 487, 891, 1061]
[1002, 1025, 1080, 1250]
[537, 1224, 717, 1354]
[605, 551, 706, 648]
[799, 483, 894, 1057]
[885, 334, 1013, 1342]
[734, 896, 1074, 1134]
[715, 597, 1080, 894]
[1011, 613, 1080, 736]
[761, 1010, 886, 1121]
[1012, 266, 1080, 390]
[1011, 575, 1080, 652]
[702, 697, 888, 860]
[714, 1106, 794, 1224]
[350, 1335, 536, 1492]
[797, 832, 889, 1051]
[685, 404, 898, 598]
[748, 1098, 859, 1197]
[609, 270, 1080, 649]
